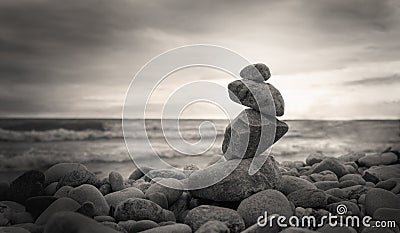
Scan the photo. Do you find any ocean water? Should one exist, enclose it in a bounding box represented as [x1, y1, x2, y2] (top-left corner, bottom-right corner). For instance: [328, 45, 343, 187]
[0, 119, 399, 180]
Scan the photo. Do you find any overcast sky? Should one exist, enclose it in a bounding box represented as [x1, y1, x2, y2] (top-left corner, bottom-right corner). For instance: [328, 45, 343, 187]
[1, 0, 400, 119]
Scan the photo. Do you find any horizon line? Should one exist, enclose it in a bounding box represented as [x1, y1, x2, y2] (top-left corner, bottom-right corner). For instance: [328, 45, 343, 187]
[0, 117, 399, 121]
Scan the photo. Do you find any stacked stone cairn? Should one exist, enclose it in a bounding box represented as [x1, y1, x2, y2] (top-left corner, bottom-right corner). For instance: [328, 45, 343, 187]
[0, 65, 399, 233]
[222, 63, 288, 160]
[187, 63, 290, 232]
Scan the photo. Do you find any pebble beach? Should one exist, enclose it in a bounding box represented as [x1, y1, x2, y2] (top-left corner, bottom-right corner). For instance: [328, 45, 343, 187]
[1, 64, 399, 233]
[0, 148, 399, 233]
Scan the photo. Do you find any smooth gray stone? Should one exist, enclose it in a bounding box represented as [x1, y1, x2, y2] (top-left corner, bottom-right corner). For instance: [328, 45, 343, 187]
[237, 189, 293, 227]
[287, 189, 327, 209]
[35, 197, 81, 225]
[310, 158, 347, 178]
[365, 188, 400, 216]
[114, 198, 165, 223]
[278, 175, 317, 195]
[228, 80, 284, 116]
[68, 184, 109, 216]
[109, 171, 125, 192]
[240, 63, 271, 81]
[44, 163, 88, 185]
[189, 157, 281, 202]
[104, 187, 145, 209]
[222, 109, 288, 160]
[364, 164, 400, 181]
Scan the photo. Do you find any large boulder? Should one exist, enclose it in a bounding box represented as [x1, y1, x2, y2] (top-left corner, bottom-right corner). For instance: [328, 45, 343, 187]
[184, 205, 245, 233]
[222, 109, 288, 160]
[57, 168, 98, 189]
[189, 156, 281, 202]
[237, 189, 293, 227]
[365, 188, 400, 216]
[228, 80, 284, 116]
[68, 184, 109, 216]
[8, 171, 45, 204]
[44, 163, 88, 185]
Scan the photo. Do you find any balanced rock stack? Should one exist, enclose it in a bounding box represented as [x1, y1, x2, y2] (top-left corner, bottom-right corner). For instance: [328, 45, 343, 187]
[188, 63, 288, 201]
[222, 63, 288, 160]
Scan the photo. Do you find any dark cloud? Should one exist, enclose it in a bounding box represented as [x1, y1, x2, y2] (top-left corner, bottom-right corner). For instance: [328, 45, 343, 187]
[344, 74, 400, 86]
[0, 0, 399, 118]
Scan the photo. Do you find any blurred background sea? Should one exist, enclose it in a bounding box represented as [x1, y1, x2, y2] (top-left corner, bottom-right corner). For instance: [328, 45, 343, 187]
[0, 119, 399, 181]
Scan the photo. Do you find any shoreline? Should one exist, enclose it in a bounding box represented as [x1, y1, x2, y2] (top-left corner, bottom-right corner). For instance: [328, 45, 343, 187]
[0, 147, 399, 232]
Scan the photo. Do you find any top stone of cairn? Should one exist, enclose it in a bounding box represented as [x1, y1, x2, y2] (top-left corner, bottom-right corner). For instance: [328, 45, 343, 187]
[240, 63, 271, 82]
